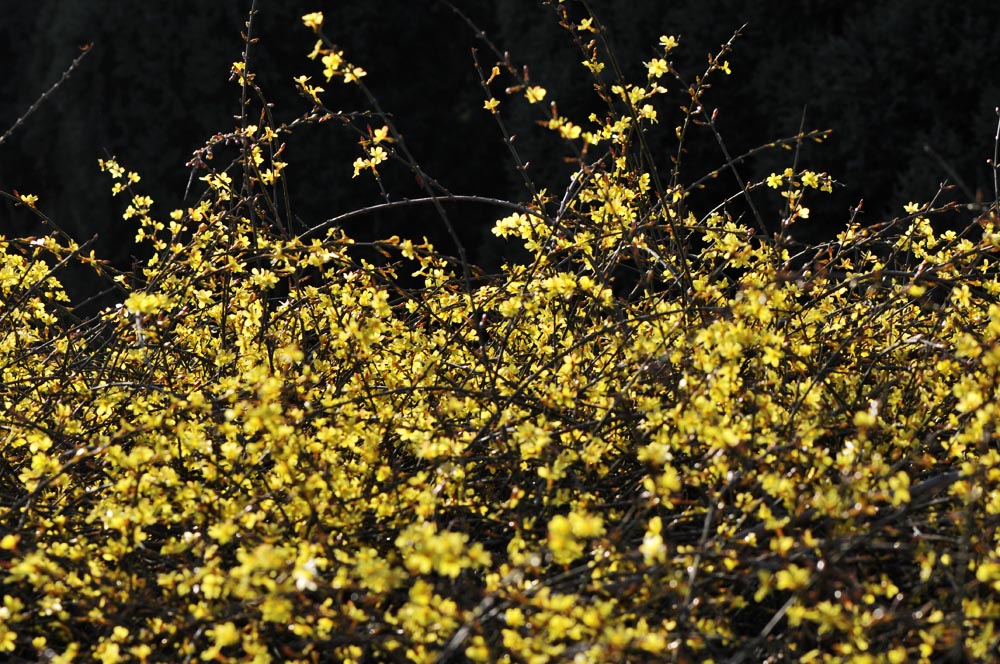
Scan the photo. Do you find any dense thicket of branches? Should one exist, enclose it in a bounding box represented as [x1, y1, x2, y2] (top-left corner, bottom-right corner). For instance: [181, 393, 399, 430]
[3, 3, 1000, 661]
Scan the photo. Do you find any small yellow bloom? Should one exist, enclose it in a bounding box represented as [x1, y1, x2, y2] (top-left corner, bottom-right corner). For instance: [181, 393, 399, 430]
[853, 409, 877, 428]
[293, 75, 324, 103]
[525, 86, 547, 104]
[307, 39, 323, 60]
[0, 628, 16, 653]
[208, 621, 240, 648]
[775, 564, 811, 590]
[99, 158, 125, 178]
[372, 125, 393, 144]
[646, 58, 669, 78]
[483, 98, 500, 114]
[560, 122, 582, 139]
[17, 193, 39, 208]
[505, 607, 526, 627]
[302, 12, 324, 32]
[659, 35, 679, 52]
[368, 146, 388, 166]
[888, 647, 909, 664]
[322, 51, 344, 80]
[124, 292, 171, 315]
[344, 66, 367, 83]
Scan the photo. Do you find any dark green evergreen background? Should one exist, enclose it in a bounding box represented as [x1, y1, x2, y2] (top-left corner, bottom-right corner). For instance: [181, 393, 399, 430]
[2, 1, 999, 303]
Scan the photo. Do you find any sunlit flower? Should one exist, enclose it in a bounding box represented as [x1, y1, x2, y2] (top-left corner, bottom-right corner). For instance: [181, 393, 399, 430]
[301, 12, 324, 32]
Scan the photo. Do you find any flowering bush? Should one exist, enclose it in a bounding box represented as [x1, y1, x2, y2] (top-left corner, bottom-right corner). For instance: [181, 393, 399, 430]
[2, 4, 1000, 663]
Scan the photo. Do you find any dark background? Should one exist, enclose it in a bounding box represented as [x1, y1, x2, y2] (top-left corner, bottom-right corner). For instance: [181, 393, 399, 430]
[2, 0, 999, 305]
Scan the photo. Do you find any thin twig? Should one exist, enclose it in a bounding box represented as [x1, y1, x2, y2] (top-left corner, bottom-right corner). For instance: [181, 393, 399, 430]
[299, 194, 547, 241]
[0, 44, 93, 148]
[993, 106, 1000, 206]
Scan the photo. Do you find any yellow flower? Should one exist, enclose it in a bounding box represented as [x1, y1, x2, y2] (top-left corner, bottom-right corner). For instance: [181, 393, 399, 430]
[17, 193, 39, 208]
[293, 75, 324, 103]
[0, 626, 15, 653]
[505, 607, 526, 627]
[547, 514, 584, 564]
[95, 643, 122, 664]
[659, 35, 680, 52]
[208, 621, 241, 648]
[568, 510, 605, 538]
[344, 66, 367, 83]
[99, 157, 125, 178]
[368, 146, 389, 166]
[646, 58, 668, 78]
[371, 125, 393, 144]
[321, 51, 344, 80]
[124, 291, 171, 315]
[560, 122, 582, 138]
[525, 86, 547, 104]
[483, 98, 500, 114]
[301, 12, 324, 31]
[307, 39, 322, 60]
[640, 516, 666, 564]
[775, 564, 811, 590]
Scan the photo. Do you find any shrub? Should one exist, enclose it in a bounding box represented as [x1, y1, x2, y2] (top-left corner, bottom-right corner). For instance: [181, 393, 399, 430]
[2, 4, 1000, 662]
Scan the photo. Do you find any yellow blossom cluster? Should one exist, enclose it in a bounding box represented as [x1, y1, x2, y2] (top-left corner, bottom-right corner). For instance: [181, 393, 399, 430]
[4, 5, 1000, 664]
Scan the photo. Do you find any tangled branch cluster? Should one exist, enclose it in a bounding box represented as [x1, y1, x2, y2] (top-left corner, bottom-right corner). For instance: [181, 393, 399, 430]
[3, 4, 1000, 662]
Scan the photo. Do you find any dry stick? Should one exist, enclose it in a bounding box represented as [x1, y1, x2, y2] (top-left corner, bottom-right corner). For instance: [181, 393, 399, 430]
[299, 195, 546, 242]
[778, 105, 810, 226]
[218, 0, 259, 360]
[350, 74, 478, 305]
[686, 129, 832, 195]
[704, 98, 770, 245]
[443, 2, 545, 204]
[256, 91, 295, 240]
[993, 106, 1000, 206]
[575, 1, 696, 308]
[0, 44, 93, 148]
[454, 4, 624, 295]
[922, 142, 976, 202]
[441, 5, 566, 356]
[446, 2, 650, 383]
